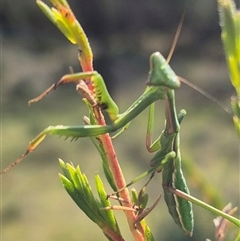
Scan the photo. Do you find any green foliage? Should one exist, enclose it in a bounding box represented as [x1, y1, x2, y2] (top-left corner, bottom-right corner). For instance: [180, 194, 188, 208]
[218, 0, 240, 136]
[36, 0, 77, 44]
[59, 159, 122, 240]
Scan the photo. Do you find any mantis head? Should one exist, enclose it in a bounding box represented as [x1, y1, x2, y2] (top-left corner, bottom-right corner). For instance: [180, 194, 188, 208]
[148, 52, 181, 90]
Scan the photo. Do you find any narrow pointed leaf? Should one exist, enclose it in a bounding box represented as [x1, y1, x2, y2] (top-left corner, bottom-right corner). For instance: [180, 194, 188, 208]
[95, 174, 120, 234]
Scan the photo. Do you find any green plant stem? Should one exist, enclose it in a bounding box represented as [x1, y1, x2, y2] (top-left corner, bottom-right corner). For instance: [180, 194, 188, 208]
[45, 1, 146, 239]
[99, 131, 146, 241]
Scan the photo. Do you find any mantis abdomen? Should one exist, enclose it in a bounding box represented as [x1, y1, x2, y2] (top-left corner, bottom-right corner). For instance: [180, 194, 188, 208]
[162, 134, 194, 235]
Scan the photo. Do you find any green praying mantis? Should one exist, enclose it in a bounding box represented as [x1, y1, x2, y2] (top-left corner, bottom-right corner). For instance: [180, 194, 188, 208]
[3, 50, 235, 236]
[2, 32, 239, 236]
[2, 2, 240, 239]
[2, 50, 195, 234]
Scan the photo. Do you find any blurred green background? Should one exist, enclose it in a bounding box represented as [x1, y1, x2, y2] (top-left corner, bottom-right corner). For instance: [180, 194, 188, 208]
[2, 0, 239, 240]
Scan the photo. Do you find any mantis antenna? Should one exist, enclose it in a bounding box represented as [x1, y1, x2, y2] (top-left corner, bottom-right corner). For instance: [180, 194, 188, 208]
[166, 10, 231, 115]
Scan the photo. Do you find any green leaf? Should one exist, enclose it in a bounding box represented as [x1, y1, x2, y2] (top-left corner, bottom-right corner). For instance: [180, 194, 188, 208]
[36, 0, 76, 43]
[218, 0, 240, 96]
[95, 174, 120, 234]
[59, 161, 102, 225]
[58, 160, 126, 240]
[143, 224, 156, 241]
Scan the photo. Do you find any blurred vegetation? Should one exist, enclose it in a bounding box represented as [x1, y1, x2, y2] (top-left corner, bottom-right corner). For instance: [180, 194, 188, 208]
[218, 0, 240, 137]
[2, 0, 239, 241]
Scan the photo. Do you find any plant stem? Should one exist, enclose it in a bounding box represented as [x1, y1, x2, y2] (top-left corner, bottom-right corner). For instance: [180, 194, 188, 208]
[80, 42, 146, 241]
